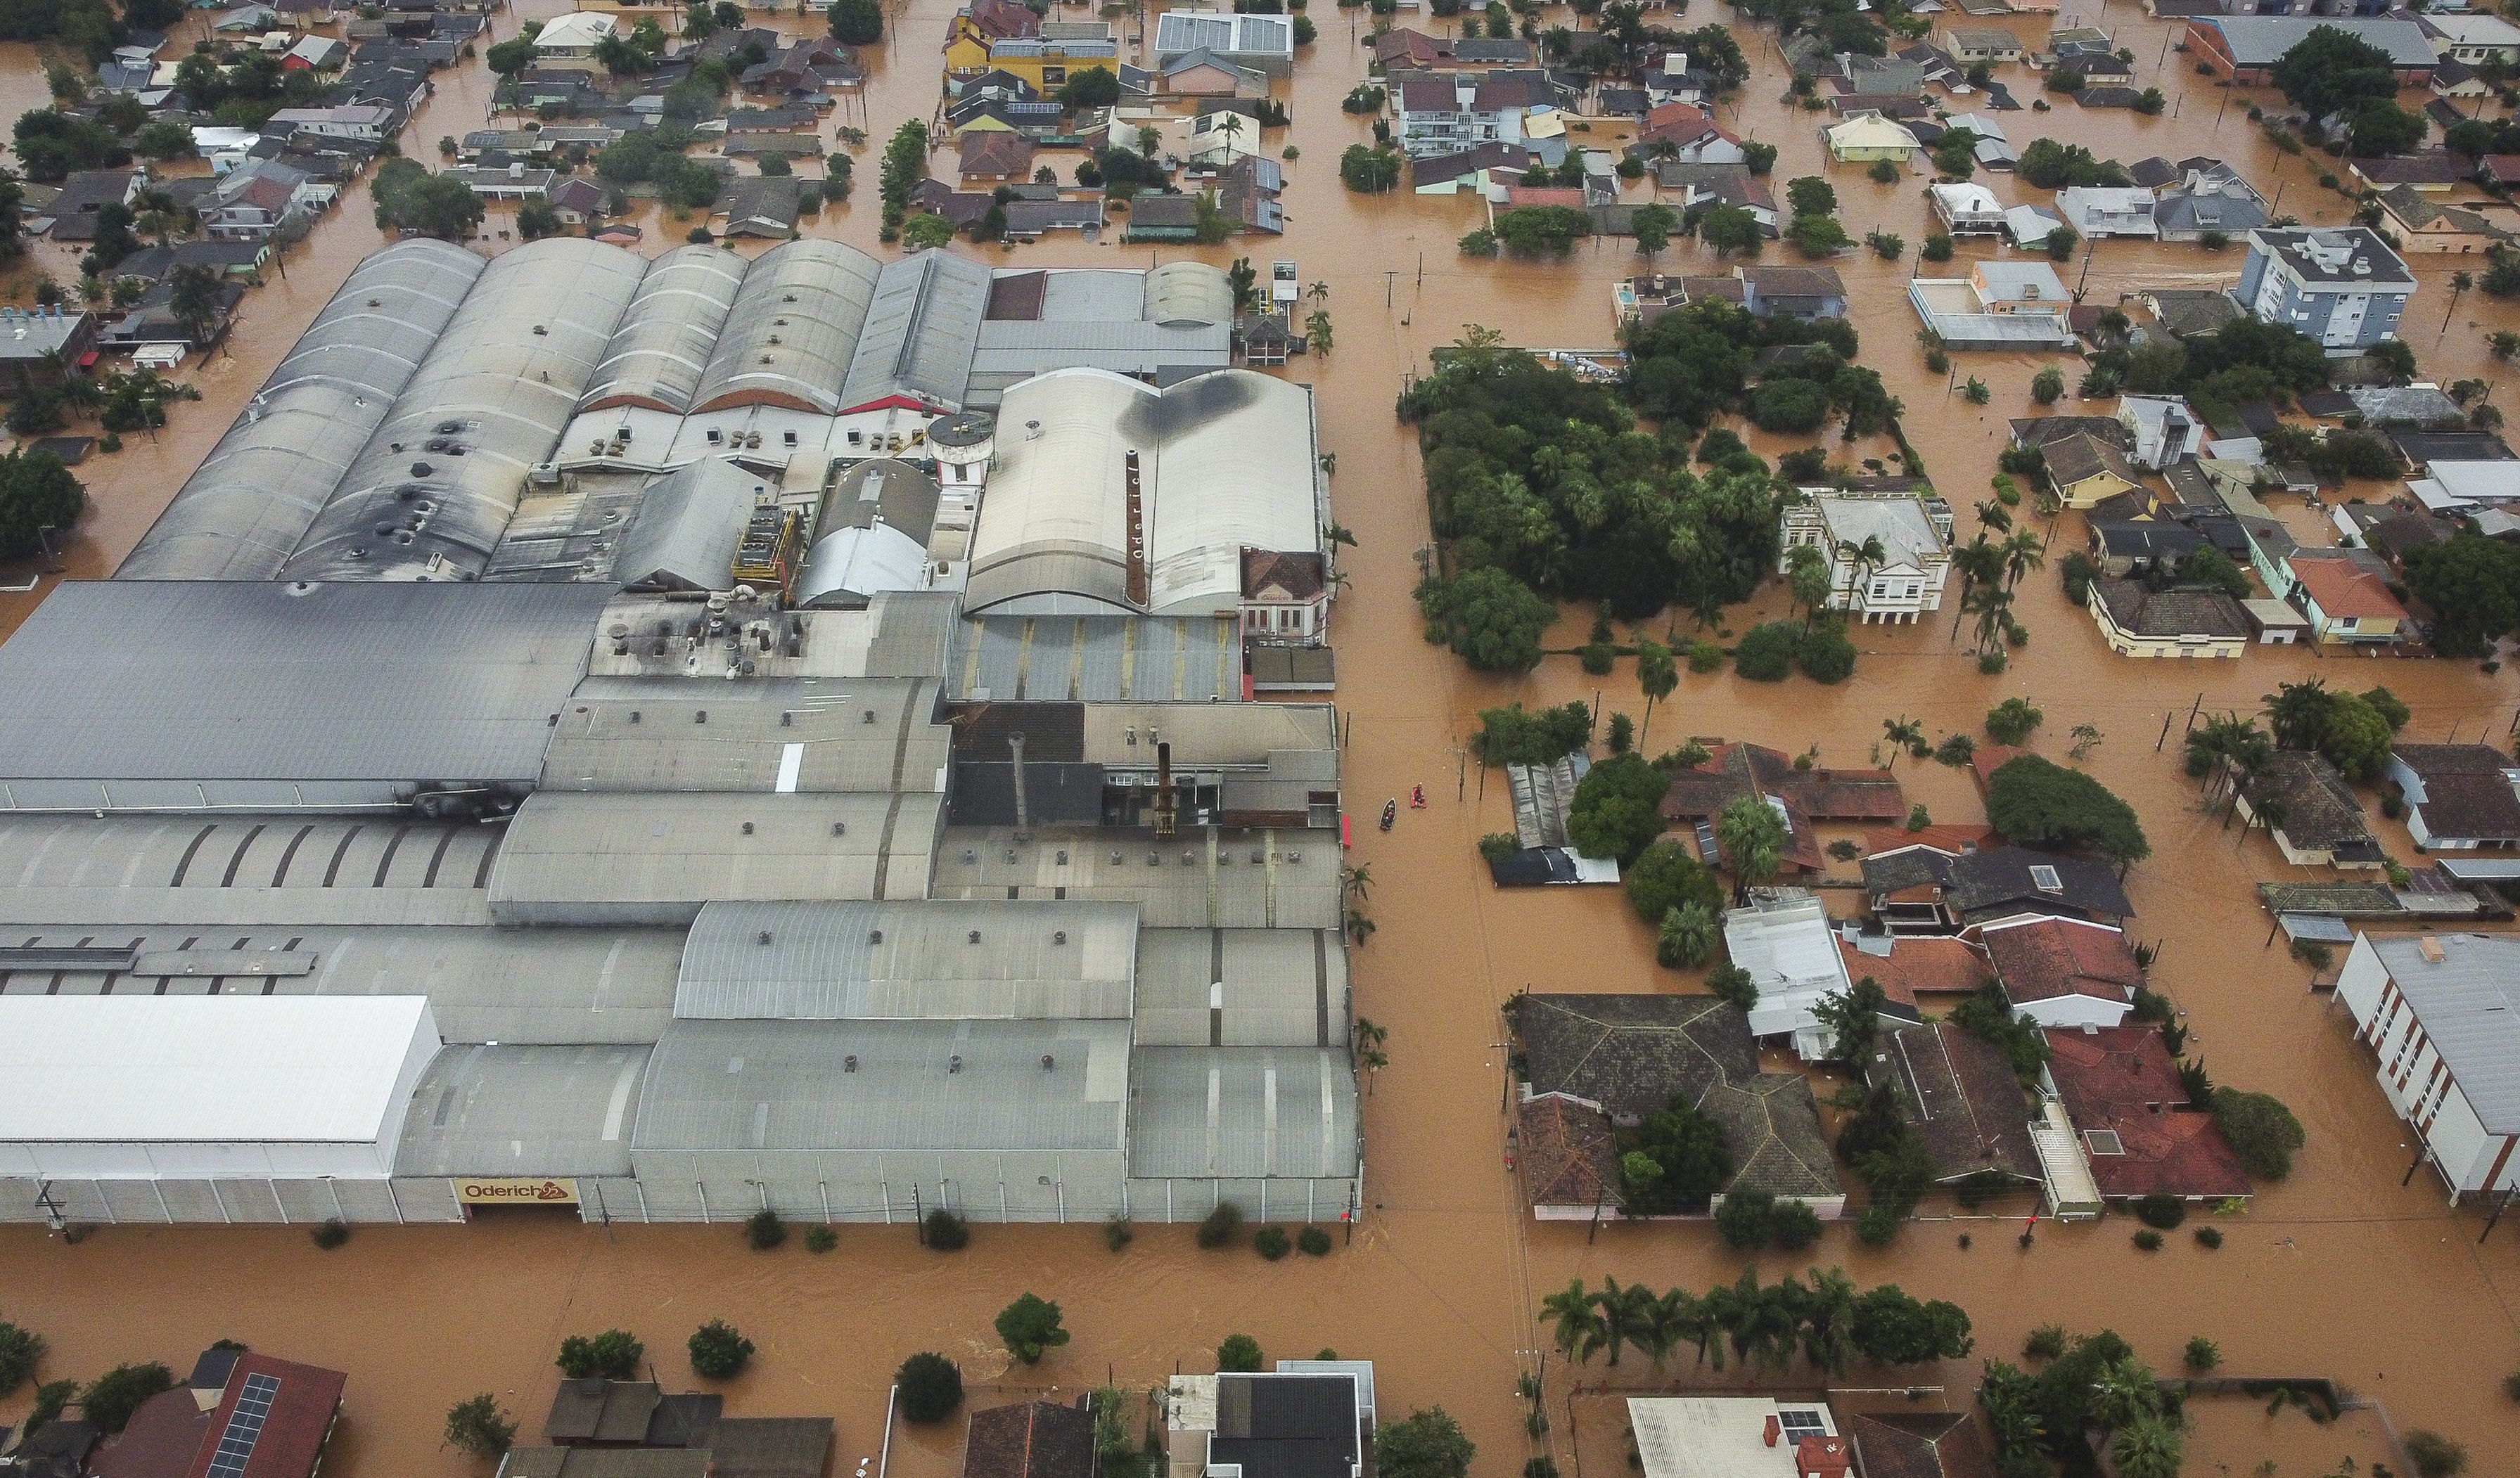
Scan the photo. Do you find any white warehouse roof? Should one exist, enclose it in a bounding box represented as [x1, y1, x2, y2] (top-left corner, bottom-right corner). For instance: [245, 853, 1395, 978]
[0, 994, 437, 1144]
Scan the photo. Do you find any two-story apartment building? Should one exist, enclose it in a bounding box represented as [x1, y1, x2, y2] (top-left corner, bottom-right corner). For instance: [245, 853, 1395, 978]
[2237, 226, 2415, 353]
[2419, 11, 2520, 65]
[2337, 932, 2520, 1201]
[1777, 488, 1955, 622]
[1395, 71, 1564, 156]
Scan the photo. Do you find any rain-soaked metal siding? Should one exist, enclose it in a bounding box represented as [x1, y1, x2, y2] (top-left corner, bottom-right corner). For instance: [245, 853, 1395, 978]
[691, 239, 883, 415]
[578, 244, 749, 413]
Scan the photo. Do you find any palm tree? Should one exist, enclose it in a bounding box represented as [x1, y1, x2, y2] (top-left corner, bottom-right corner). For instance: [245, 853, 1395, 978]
[1309, 280, 1330, 306]
[1715, 793, 1787, 900]
[2188, 712, 2268, 814]
[1641, 1287, 1697, 1371]
[1973, 497, 2012, 534]
[2089, 1358, 2161, 1430]
[2000, 528, 2046, 591]
[1784, 543, 1830, 623]
[1592, 1277, 1658, 1368]
[1881, 716, 1924, 771]
[2111, 1418, 2183, 1478]
[1539, 1279, 1602, 1364]
[1345, 908, 1375, 949]
[1795, 1268, 1857, 1377]
[1948, 535, 2007, 643]
[1353, 1018, 1386, 1055]
[1637, 638, 1677, 752]
[1721, 1270, 1799, 1376]
[1834, 534, 1888, 616]
[1658, 1285, 1719, 1370]
[1696, 1274, 1741, 1373]
[1964, 583, 2013, 655]
[1343, 862, 1373, 903]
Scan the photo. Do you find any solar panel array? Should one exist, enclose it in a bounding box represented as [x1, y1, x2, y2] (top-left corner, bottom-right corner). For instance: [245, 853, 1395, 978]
[207, 1373, 281, 1478]
[1777, 1408, 1829, 1441]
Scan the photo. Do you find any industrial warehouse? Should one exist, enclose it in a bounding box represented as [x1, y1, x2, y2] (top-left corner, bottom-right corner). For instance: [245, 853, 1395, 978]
[0, 237, 1352, 1230]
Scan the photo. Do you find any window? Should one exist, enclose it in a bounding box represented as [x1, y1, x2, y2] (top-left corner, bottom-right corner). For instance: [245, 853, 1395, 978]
[1043, 66, 1066, 84]
[2028, 863, 2063, 892]
[2083, 1129, 2125, 1155]
[1776, 1410, 1830, 1441]
[783, 430, 798, 446]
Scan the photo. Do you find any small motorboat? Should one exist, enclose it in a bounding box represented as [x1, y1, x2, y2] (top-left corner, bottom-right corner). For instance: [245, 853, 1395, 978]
[1409, 785, 1427, 809]
[1379, 799, 1397, 831]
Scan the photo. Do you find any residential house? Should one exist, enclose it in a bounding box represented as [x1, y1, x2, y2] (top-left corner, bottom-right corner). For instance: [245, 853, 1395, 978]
[2044, 432, 2142, 509]
[2375, 185, 2516, 253]
[1613, 272, 1688, 328]
[2185, 17, 2436, 85]
[1730, 889, 1926, 1061]
[1395, 71, 1565, 157]
[100, 276, 246, 351]
[267, 103, 395, 143]
[1240, 549, 1326, 641]
[2240, 226, 2416, 352]
[1409, 141, 1533, 198]
[1516, 1090, 1620, 1219]
[1869, 1020, 2043, 1188]
[2087, 522, 2206, 579]
[2057, 185, 2160, 239]
[1739, 264, 1846, 321]
[2284, 553, 2408, 644]
[1123, 193, 1201, 243]
[959, 130, 1035, 183]
[1929, 181, 2007, 236]
[2152, 158, 2270, 241]
[2117, 395, 2204, 468]
[1627, 102, 1744, 165]
[743, 38, 862, 100]
[532, 10, 620, 59]
[942, 0, 1040, 83]
[441, 163, 556, 200]
[2408, 456, 2520, 513]
[1943, 26, 2025, 61]
[715, 174, 799, 238]
[80, 1348, 345, 1478]
[282, 32, 345, 71]
[980, 32, 1121, 96]
[2386, 745, 2520, 851]
[1627, 1399, 1844, 1478]
[1371, 27, 1449, 68]
[1846, 1414, 2001, 1478]
[1978, 915, 2140, 1029]
[202, 159, 326, 241]
[1943, 111, 2017, 169]
[1002, 198, 1103, 239]
[1153, 11, 1295, 77]
[2434, 57, 2494, 101]
[1661, 741, 1907, 875]
[1654, 162, 1776, 233]
[1219, 155, 1283, 233]
[1513, 994, 1844, 1218]
[2237, 750, 2384, 868]
[2338, 933, 2520, 1199]
[550, 175, 607, 226]
[964, 1401, 1096, 1478]
[1160, 49, 1267, 100]
[1824, 111, 1919, 162]
[2044, 1026, 2251, 1202]
[2419, 11, 2520, 64]
[1777, 488, 1954, 622]
[1910, 260, 2077, 349]
[1864, 844, 2135, 933]
[2085, 577, 2251, 657]
[0, 304, 93, 394]
[44, 168, 142, 243]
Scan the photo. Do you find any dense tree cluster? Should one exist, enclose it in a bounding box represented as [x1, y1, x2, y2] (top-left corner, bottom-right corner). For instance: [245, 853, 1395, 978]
[1564, 752, 1672, 864]
[371, 158, 485, 240]
[2101, 315, 2336, 425]
[1983, 1331, 2182, 1478]
[1983, 754, 2150, 864]
[2270, 27, 2422, 160]
[2016, 139, 2132, 190]
[2404, 534, 2520, 657]
[1540, 1269, 1971, 1375]
[1471, 701, 1594, 767]
[2261, 678, 2405, 782]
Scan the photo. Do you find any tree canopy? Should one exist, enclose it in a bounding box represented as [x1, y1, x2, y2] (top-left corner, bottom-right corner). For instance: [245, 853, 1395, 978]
[2261, 679, 2406, 781]
[2269, 25, 2402, 122]
[1472, 700, 1594, 767]
[372, 158, 484, 240]
[1619, 1093, 1733, 1212]
[827, 0, 883, 44]
[0, 448, 84, 563]
[895, 1353, 964, 1422]
[1376, 1410, 1476, 1478]
[1625, 839, 1725, 925]
[2213, 1090, 2305, 1178]
[2404, 532, 2520, 657]
[1566, 752, 1671, 864]
[1983, 754, 2150, 864]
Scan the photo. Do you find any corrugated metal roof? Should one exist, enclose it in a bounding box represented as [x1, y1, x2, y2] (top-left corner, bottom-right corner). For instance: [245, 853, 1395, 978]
[119, 239, 485, 580]
[487, 791, 943, 925]
[580, 245, 749, 413]
[540, 676, 949, 793]
[2371, 933, 2520, 1131]
[949, 615, 1241, 702]
[931, 825, 1340, 929]
[395, 1041, 651, 1175]
[629, 1017, 1130, 1152]
[1131, 927, 1343, 1046]
[0, 994, 433, 1143]
[1127, 1045, 1357, 1178]
[1037, 269, 1153, 322]
[675, 899, 1137, 1020]
[610, 458, 765, 592]
[0, 815, 502, 927]
[838, 249, 992, 412]
[1141, 262, 1234, 327]
[279, 238, 651, 581]
[693, 238, 883, 415]
[0, 580, 608, 788]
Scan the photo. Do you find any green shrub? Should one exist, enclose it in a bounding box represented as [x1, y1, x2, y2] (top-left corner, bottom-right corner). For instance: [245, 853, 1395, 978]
[1933, 733, 1976, 766]
[2184, 1336, 2220, 1372]
[1478, 833, 1521, 862]
[82, 1364, 176, 1434]
[311, 1219, 350, 1249]
[2023, 1325, 2066, 1361]
[1798, 622, 1856, 683]
[895, 1353, 964, 1422]
[923, 1209, 969, 1250]
[1298, 1226, 1333, 1255]
[0, 1320, 42, 1398]
[1977, 649, 2008, 674]
[1217, 1334, 1264, 1373]
[1580, 641, 1615, 674]
[1253, 1226, 1292, 1260]
[1985, 698, 2044, 745]
[2135, 1194, 2187, 1229]
[805, 1226, 838, 1253]
[688, 1320, 755, 1380]
[2404, 1430, 2468, 1478]
[745, 1208, 786, 1250]
[1197, 1200, 1246, 1248]
[1734, 622, 1801, 681]
[2194, 1226, 2223, 1249]
[1686, 639, 1724, 673]
[2132, 1229, 2163, 1251]
[558, 1331, 644, 1381]
[1855, 1204, 1898, 1245]
[1105, 1213, 1133, 1252]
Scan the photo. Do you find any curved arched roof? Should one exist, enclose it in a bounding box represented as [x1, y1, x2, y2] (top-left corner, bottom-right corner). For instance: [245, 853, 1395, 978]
[691, 239, 883, 416]
[279, 238, 648, 581]
[117, 239, 485, 580]
[578, 245, 748, 414]
[964, 368, 1320, 617]
[1141, 261, 1234, 328]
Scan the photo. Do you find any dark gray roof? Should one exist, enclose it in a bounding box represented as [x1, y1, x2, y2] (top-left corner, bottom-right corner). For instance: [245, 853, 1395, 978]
[0, 581, 607, 797]
[1874, 1020, 2040, 1183]
[2247, 750, 2376, 855]
[1947, 845, 2135, 920]
[2094, 577, 2253, 640]
[1210, 1375, 1362, 1478]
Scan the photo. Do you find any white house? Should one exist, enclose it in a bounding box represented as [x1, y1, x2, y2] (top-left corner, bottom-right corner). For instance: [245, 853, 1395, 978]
[1627, 1397, 1843, 1478]
[1929, 181, 2006, 236]
[2116, 395, 2204, 469]
[2057, 186, 2161, 240]
[1777, 489, 1954, 622]
[1726, 888, 1857, 1060]
[2421, 12, 2520, 64]
[533, 10, 620, 58]
[2337, 932, 2520, 1200]
[267, 103, 395, 143]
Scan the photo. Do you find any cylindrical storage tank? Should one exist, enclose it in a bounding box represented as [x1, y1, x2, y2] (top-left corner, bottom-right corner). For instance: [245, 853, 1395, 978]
[117, 239, 486, 580]
[1141, 260, 1234, 328]
[925, 410, 995, 476]
[276, 238, 651, 581]
[578, 244, 749, 414]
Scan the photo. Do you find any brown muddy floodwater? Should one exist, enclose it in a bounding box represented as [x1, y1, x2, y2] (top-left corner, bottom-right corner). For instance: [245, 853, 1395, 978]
[6, 1, 2520, 1473]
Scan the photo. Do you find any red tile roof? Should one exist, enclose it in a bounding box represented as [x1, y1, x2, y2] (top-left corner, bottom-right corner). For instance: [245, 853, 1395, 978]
[1839, 935, 1991, 1007]
[2045, 1026, 2250, 1200]
[1517, 1091, 1619, 1209]
[184, 1353, 347, 1478]
[91, 1388, 212, 1478]
[2290, 556, 2407, 621]
[1981, 918, 2140, 1005]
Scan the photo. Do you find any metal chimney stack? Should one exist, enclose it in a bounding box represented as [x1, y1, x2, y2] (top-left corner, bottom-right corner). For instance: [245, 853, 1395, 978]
[1153, 740, 1177, 838]
[1009, 731, 1030, 843]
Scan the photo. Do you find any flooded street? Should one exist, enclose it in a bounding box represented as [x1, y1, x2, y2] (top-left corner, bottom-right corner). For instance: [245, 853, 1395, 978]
[6, 0, 2520, 1472]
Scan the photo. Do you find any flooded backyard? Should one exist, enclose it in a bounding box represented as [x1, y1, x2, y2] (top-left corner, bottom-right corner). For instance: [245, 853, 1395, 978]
[5, 0, 2520, 1472]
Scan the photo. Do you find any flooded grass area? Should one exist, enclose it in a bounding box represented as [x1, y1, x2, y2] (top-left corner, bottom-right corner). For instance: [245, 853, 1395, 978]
[6, 0, 2520, 1472]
